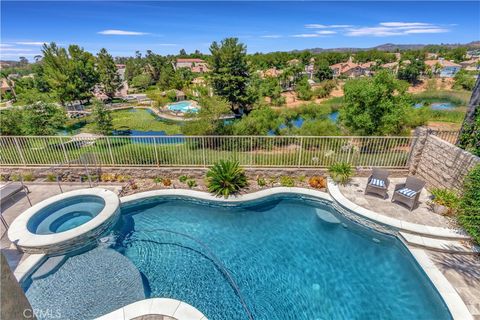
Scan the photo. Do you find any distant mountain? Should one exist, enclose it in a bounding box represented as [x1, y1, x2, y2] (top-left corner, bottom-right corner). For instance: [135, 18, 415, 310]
[296, 41, 480, 53]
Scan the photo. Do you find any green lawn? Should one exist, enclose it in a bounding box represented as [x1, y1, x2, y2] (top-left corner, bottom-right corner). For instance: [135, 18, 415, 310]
[83, 109, 182, 134]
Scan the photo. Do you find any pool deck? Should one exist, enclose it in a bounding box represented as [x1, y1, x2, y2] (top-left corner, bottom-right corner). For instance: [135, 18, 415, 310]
[1, 183, 479, 319]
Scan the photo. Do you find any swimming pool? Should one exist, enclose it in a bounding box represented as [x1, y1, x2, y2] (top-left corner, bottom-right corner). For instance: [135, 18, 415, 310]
[167, 101, 199, 113]
[23, 194, 451, 320]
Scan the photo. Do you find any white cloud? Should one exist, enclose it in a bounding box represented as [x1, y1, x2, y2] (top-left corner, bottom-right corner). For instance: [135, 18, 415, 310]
[261, 35, 282, 38]
[98, 29, 149, 36]
[291, 34, 322, 38]
[0, 43, 13, 47]
[379, 22, 431, 27]
[346, 22, 450, 37]
[316, 30, 336, 35]
[305, 24, 352, 29]
[404, 28, 449, 34]
[15, 41, 47, 46]
[0, 48, 33, 52]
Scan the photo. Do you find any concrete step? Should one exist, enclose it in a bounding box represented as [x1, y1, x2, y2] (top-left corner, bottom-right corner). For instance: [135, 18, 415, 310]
[400, 231, 480, 254]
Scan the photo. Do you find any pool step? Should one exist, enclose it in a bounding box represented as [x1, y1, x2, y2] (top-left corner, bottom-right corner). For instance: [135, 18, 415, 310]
[399, 231, 480, 254]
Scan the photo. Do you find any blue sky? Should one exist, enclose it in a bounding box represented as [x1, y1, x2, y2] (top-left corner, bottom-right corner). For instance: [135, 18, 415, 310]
[1, 1, 479, 60]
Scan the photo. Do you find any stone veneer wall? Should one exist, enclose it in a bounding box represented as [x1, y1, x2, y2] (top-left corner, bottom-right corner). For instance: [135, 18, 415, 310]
[409, 129, 480, 192]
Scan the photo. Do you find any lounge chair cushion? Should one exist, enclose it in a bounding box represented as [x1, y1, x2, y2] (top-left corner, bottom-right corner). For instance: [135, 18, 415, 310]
[398, 188, 417, 198]
[369, 178, 386, 188]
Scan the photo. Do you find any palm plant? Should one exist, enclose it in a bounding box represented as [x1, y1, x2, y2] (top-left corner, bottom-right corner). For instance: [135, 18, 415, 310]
[206, 160, 248, 197]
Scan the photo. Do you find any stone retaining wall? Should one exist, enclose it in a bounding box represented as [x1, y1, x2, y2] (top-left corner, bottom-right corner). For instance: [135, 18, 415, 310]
[409, 131, 480, 192]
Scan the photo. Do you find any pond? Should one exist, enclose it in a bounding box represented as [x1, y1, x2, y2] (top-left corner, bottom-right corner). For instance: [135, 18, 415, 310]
[414, 102, 455, 111]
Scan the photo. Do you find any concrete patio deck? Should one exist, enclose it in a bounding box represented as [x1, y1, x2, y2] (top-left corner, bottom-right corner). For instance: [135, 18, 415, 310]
[338, 177, 456, 228]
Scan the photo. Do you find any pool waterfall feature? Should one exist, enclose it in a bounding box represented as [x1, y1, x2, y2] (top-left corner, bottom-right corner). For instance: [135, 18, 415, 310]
[10, 188, 460, 320]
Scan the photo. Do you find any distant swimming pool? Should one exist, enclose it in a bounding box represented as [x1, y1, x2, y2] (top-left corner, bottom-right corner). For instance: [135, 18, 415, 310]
[414, 102, 455, 111]
[167, 101, 199, 113]
[24, 195, 451, 320]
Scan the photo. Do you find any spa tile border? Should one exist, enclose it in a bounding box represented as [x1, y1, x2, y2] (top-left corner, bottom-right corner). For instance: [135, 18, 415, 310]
[8, 188, 120, 254]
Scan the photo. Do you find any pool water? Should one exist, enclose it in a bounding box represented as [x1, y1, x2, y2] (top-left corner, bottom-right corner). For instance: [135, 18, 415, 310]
[414, 102, 455, 111]
[27, 196, 105, 235]
[167, 101, 199, 113]
[24, 195, 451, 319]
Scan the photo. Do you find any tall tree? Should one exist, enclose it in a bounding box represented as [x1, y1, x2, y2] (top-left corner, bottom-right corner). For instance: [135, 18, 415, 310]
[182, 95, 231, 135]
[209, 38, 252, 113]
[340, 70, 411, 135]
[97, 48, 122, 100]
[457, 76, 480, 156]
[91, 99, 113, 135]
[41, 42, 98, 105]
[22, 101, 66, 135]
[314, 59, 333, 82]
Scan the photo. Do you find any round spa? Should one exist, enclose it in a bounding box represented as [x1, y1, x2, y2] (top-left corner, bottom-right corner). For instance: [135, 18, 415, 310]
[8, 188, 120, 255]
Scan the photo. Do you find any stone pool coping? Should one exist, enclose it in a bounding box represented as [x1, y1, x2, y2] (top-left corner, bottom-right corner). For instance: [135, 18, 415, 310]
[12, 187, 472, 320]
[8, 188, 120, 253]
[327, 179, 470, 240]
[95, 298, 207, 320]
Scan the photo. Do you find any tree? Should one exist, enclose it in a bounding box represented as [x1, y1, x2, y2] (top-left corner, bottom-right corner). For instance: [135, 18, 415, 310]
[296, 76, 313, 101]
[0, 109, 24, 135]
[22, 101, 66, 135]
[182, 95, 231, 135]
[232, 106, 281, 135]
[398, 60, 425, 84]
[453, 70, 476, 91]
[457, 76, 480, 156]
[91, 99, 113, 135]
[179, 49, 187, 56]
[314, 59, 333, 82]
[131, 73, 151, 90]
[97, 48, 122, 100]
[340, 70, 411, 135]
[41, 43, 98, 105]
[19, 56, 29, 67]
[209, 38, 252, 113]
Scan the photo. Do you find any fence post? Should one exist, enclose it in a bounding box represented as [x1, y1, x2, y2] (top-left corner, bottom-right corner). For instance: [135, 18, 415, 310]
[297, 137, 304, 168]
[13, 137, 26, 166]
[60, 137, 70, 166]
[250, 137, 254, 167]
[202, 137, 207, 168]
[153, 137, 159, 167]
[105, 137, 115, 166]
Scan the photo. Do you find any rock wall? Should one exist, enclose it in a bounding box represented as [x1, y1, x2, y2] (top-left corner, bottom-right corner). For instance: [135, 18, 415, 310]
[409, 133, 480, 192]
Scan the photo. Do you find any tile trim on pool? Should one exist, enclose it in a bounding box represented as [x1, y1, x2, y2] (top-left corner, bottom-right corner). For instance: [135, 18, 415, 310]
[95, 298, 207, 320]
[8, 188, 120, 254]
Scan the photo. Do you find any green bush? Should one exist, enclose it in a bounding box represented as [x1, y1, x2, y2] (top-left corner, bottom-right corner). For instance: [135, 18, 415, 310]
[206, 160, 248, 197]
[256, 177, 266, 187]
[22, 172, 35, 182]
[280, 176, 295, 187]
[179, 175, 188, 183]
[187, 179, 197, 189]
[430, 188, 460, 215]
[459, 165, 480, 244]
[328, 162, 353, 185]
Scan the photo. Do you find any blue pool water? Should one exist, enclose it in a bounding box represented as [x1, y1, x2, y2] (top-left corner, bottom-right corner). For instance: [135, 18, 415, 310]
[27, 195, 105, 235]
[24, 196, 451, 319]
[167, 101, 199, 113]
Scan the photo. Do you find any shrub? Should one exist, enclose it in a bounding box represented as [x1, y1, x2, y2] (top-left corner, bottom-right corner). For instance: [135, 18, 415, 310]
[100, 173, 116, 182]
[430, 188, 460, 215]
[459, 165, 480, 244]
[280, 176, 295, 187]
[297, 175, 306, 183]
[309, 176, 327, 189]
[179, 175, 188, 183]
[22, 172, 35, 182]
[206, 160, 248, 197]
[328, 162, 353, 185]
[153, 177, 162, 184]
[10, 174, 20, 182]
[256, 177, 266, 187]
[162, 178, 172, 187]
[187, 179, 197, 188]
[116, 175, 129, 183]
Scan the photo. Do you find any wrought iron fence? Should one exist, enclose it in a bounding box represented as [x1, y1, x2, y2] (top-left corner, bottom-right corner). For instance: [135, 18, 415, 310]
[0, 135, 417, 168]
[428, 129, 460, 144]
